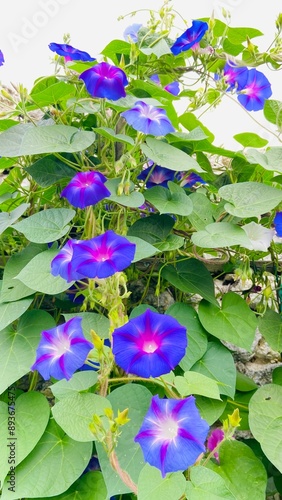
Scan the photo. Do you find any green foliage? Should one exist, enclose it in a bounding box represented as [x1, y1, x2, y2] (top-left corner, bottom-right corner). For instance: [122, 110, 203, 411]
[137, 464, 186, 500]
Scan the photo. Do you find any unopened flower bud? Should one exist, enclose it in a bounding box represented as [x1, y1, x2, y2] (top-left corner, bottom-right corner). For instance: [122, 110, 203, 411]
[228, 408, 241, 428]
[115, 408, 130, 426]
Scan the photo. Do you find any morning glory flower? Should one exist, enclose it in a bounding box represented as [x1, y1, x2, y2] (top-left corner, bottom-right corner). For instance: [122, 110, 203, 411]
[170, 20, 208, 55]
[237, 68, 272, 111]
[0, 50, 4, 66]
[31, 317, 93, 380]
[80, 62, 128, 101]
[61, 171, 111, 209]
[217, 62, 248, 90]
[134, 395, 209, 477]
[138, 162, 175, 188]
[49, 42, 95, 62]
[71, 230, 136, 279]
[123, 24, 142, 43]
[112, 309, 187, 378]
[150, 74, 180, 96]
[274, 212, 282, 237]
[241, 221, 275, 251]
[121, 101, 174, 136]
[176, 172, 206, 188]
[51, 239, 84, 282]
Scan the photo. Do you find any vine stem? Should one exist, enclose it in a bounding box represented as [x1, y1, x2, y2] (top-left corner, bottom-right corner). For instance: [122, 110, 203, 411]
[107, 434, 138, 494]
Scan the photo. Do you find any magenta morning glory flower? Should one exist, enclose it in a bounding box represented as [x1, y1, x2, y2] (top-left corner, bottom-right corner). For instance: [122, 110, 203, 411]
[51, 239, 84, 283]
[49, 42, 95, 62]
[79, 62, 128, 101]
[123, 23, 142, 43]
[237, 68, 272, 111]
[138, 161, 175, 188]
[71, 230, 136, 279]
[112, 309, 187, 378]
[31, 317, 93, 381]
[170, 20, 208, 55]
[121, 101, 174, 136]
[218, 62, 248, 90]
[0, 50, 4, 66]
[134, 395, 209, 477]
[176, 172, 206, 188]
[207, 428, 224, 462]
[274, 212, 282, 237]
[61, 171, 111, 209]
[150, 74, 180, 96]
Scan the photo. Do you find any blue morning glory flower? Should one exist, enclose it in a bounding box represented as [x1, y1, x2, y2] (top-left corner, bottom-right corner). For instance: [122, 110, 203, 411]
[121, 100, 174, 136]
[51, 239, 85, 283]
[176, 172, 206, 188]
[274, 211, 282, 237]
[123, 24, 142, 43]
[138, 161, 175, 188]
[237, 68, 272, 111]
[150, 74, 180, 96]
[61, 171, 111, 209]
[216, 62, 248, 90]
[49, 42, 95, 62]
[170, 20, 208, 55]
[80, 62, 128, 101]
[0, 50, 5, 66]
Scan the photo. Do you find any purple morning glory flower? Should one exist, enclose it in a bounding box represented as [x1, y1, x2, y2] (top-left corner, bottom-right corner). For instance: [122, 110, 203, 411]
[217, 62, 248, 90]
[170, 20, 208, 55]
[121, 101, 174, 136]
[176, 172, 206, 188]
[112, 309, 187, 378]
[71, 230, 136, 279]
[61, 171, 111, 209]
[150, 74, 180, 96]
[31, 317, 93, 380]
[207, 428, 224, 461]
[49, 42, 95, 62]
[274, 211, 282, 237]
[237, 68, 272, 111]
[134, 395, 209, 477]
[51, 239, 84, 283]
[0, 50, 4, 66]
[79, 62, 128, 101]
[138, 161, 175, 188]
[123, 24, 142, 43]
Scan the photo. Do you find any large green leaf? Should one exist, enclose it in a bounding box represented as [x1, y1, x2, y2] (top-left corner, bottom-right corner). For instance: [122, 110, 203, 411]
[233, 132, 268, 148]
[227, 26, 263, 43]
[166, 303, 208, 371]
[198, 292, 257, 351]
[126, 235, 159, 262]
[218, 182, 282, 217]
[94, 126, 134, 145]
[186, 466, 236, 500]
[144, 182, 193, 216]
[179, 112, 215, 142]
[175, 371, 221, 400]
[188, 192, 214, 230]
[138, 465, 186, 500]
[0, 392, 50, 484]
[0, 292, 33, 332]
[141, 137, 203, 172]
[13, 208, 75, 243]
[127, 213, 182, 251]
[16, 248, 74, 295]
[0, 124, 95, 157]
[105, 178, 145, 208]
[30, 471, 107, 500]
[191, 342, 236, 398]
[258, 309, 282, 352]
[52, 392, 111, 442]
[162, 258, 217, 306]
[208, 440, 267, 500]
[26, 155, 75, 187]
[1, 419, 92, 499]
[249, 384, 282, 473]
[0, 203, 30, 235]
[195, 396, 227, 425]
[0, 310, 55, 394]
[192, 222, 251, 249]
[263, 99, 282, 131]
[30, 81, 75, 107]
[51, 371, 98, 400]
[96, 384, 152, 498]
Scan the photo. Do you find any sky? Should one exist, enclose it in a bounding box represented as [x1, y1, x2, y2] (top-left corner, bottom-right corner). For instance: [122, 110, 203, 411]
[1, 0, 281, 148]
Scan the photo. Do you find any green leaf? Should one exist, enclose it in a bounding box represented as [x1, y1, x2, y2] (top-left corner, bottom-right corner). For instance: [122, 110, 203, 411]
[16, 248, 74, 294]
[13, 208, 75, 243]
[127, 214, 181, 251]
[273, 366, 282, 386]
[222, 38, 244, 56]
[144, 182, 193, 215]
[30, 471, 107, 500]
[0, 124, 96, 157]
[138, 464, 186, 500]
[126, 235, 159, 262]
[208, 440, 267, 500]
[0, 296, 33, 333]
[101, 39, 131, 65]
[26, 155, 75, 187]
[227, 26, 263, 44]
[166, 303, 208, 371]
[233, 132, 268, 148]
[162, 258, 217, 306]
[96, 384, 152, 497]
[63, 312, 110, 340]
[140, 38, 172, 57]
[52, 392, 111, 441]
[154, 233, 184, 251]
[141, 137, 203, 172]
[0, 203, 30, 235]
[188, 193, 214, 230]
[0, 310, 55, 394]
[94, 126, 134, 145]
[236, 371, 258, 392]
[30, 81, 75, 106]
[192, 222, 251, 248]
[186, 466, 236, 500]
[1, 419, 92, 500]
[51, 371, 98, 400]
[218, 182, 282, 217]
[195, 396, 227, 425]
[0, 244, 46, 302]
[175, 371, 221, 399]
[258, 309, 282, 352]
[249, 383, 282, 473]
[245, 147, 282, 173]
[105, 177, 145, 208]
[191, 342, 236, 399]
[198, 292, 257, 351]
[263, 99, 282, 130]
[0, 392, 50, 484]
[179, 112, 215, 142]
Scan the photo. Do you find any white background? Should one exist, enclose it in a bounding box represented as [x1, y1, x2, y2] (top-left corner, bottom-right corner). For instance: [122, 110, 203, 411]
[1, 0, 281, 148]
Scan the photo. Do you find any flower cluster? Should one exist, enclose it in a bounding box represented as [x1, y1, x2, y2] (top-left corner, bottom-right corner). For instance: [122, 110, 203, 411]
[51, 231, 136, 282]
[61, 171, 111, 209]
